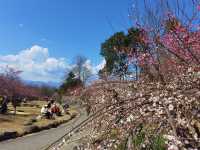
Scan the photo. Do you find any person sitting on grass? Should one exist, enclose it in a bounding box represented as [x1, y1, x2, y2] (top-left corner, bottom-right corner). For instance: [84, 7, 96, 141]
[47, 99, 54, 108]
[51, 103, 62, 116]
[41, 105, 52, 119]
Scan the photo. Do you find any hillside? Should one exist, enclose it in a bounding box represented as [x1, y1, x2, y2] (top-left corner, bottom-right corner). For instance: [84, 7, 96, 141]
[74, 72, 200, 150]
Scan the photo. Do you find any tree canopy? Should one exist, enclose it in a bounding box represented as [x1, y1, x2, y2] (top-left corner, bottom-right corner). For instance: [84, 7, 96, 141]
[59, 71, 83, 94]
[99, 29, 145, 80]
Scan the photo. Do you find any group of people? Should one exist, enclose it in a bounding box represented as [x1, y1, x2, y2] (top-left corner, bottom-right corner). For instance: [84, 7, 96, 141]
[41, 100, 62, 119]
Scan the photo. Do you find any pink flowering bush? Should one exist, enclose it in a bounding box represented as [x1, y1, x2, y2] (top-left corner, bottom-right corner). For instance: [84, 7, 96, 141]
[162, 24, 200, 65]
[125, 12, 200, 81]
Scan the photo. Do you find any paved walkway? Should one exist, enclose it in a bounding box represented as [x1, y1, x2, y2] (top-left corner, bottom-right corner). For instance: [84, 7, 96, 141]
[0, 108, 88, 150]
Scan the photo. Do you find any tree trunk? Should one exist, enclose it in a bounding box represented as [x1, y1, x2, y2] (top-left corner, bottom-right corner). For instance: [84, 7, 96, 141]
[135, 64, 138, 80]
[14, 106, 16, 115]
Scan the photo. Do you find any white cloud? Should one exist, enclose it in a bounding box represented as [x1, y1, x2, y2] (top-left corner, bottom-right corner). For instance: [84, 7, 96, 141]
[83, 59, 95, 74]
[83, 59, 106, 74]
[0, 45, 106, 82]
[95, 59, 106, 72]
[0, 45, 70, 82]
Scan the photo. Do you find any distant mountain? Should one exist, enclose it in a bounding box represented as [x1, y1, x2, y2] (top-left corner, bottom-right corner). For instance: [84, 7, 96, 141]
[24, 80, 60, 88]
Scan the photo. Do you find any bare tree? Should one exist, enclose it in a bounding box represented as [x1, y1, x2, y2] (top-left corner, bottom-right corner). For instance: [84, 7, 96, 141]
[72, 55, 92, 84]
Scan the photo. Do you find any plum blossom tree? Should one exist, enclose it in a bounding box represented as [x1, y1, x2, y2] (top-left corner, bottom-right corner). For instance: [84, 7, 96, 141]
[124, 0, 200, 81]
[0, 67, 41, 114]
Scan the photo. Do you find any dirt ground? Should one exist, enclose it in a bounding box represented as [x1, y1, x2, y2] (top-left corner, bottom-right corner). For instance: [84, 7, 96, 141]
[0, 101, 74, 135]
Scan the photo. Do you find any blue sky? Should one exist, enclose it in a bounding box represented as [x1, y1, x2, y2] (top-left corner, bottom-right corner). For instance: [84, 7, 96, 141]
[0, 0, 132, 82]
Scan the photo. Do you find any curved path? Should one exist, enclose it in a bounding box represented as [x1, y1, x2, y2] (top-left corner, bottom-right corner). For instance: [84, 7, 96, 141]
[0, 107, 88, 150]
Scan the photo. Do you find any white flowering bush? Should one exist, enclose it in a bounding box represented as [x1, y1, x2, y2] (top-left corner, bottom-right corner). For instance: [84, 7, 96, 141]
[76, 72, 200, 150]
